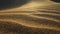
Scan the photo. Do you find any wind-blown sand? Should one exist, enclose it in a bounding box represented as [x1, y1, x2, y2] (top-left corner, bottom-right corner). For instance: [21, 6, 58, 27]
[0, 0, 60, 34]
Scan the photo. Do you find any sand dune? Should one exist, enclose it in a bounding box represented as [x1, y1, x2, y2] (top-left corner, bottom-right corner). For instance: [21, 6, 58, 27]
[0, 0, 60, 34]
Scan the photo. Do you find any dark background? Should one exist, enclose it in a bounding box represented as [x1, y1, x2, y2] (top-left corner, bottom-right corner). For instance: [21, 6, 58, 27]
[51, 0, 60, 3]
[0, 0, 29, 10]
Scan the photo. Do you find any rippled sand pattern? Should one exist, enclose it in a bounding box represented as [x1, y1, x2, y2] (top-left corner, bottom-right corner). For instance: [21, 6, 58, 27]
[0, 0, 60, 34]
